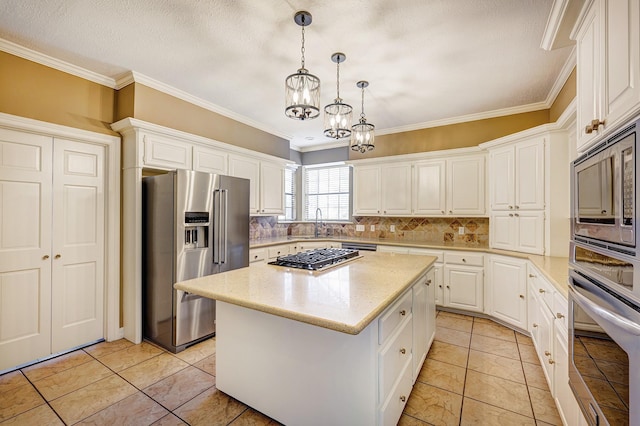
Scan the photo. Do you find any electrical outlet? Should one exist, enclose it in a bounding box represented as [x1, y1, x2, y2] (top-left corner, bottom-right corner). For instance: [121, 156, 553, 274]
[390, 225, 395, 232]
[356, 224, 365, 232]
[458, 226, 465, 235]
[370, 225, 375, 232]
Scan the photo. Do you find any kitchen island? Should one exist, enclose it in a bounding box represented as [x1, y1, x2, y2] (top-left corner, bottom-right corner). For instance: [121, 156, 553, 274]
[175, 251, 436, 426]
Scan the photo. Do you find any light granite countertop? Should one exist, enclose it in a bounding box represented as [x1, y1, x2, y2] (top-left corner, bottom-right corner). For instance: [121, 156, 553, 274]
[175, 252, 436, 335]
[250, 236, 570, 298]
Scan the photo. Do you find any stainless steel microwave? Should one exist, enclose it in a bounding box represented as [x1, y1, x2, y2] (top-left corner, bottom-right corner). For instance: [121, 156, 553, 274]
[572, 119, 639, 250]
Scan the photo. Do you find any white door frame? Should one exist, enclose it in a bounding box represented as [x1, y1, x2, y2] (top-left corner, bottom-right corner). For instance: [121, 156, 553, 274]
[0, 112, 122, 342]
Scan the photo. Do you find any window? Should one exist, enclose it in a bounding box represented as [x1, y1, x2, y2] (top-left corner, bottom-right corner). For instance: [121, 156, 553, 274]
[283, 166, 296, 221]
[304, 165, 351, 221]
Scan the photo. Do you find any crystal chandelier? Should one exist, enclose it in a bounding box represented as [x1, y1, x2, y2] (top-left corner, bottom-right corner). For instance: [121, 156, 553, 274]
[350, 80, 375, 152]
[285, 11, 321, 120]
[323, 53, 353, 139]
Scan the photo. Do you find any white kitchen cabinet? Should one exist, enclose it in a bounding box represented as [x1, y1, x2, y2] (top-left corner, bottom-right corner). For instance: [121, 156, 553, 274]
[425, 268, 436, 349]
[194, 145, 228, 175]
[443, 252, 484, 313]
[229, 155, 285, 215]
[0, 129, 110, 370]
[142, 133, 192, 170]
[553, 319, 581, 426]
[413, 160, 446, 215]
[407, 248, 444, 307]
[447, 155, 486, 215]
[353, 165, 381, 215]
[259, 161, 285, 215]
[381, 162, 412, 216]
[491, 210, 545, 254]
[487, 256, 527, 330]
[249, 248, 267, 264]
[573, 0, 640, 152]
[489, 138, 544, 211]
[527, 265, 556, 388]
[267, 245, 290, 260]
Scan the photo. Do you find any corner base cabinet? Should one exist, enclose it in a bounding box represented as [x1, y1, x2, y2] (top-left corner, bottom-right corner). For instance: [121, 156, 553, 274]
[214, 268, 435, 426]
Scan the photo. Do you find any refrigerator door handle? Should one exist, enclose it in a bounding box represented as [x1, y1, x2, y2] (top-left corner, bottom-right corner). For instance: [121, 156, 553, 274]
[213, 189, 222, 264]
[222, 189, 228, 264]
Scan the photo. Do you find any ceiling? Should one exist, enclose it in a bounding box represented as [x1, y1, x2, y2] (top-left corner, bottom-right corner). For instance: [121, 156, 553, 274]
[0, 0, 575, 150]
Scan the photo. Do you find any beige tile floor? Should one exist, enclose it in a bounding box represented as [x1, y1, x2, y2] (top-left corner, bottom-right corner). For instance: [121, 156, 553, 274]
[0, 311, 561, 425]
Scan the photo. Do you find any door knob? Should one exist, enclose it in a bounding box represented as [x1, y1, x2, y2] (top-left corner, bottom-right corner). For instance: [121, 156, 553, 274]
[556, 313, 565, 319]
[519, 294, 525, 299]
[544, 350, 551, 356]
[400, 348, 406, 354]
[54, 254, 61, 259]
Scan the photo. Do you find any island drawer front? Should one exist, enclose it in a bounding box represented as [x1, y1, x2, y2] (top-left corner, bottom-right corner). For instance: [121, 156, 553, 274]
[379, 316, 413, 403]
[249, 248, 266, 263]
[444, 252, 483, 267]
[379, 359, 412, 426]
[267, 245, 289, 259]
[379, 290, 413, 344]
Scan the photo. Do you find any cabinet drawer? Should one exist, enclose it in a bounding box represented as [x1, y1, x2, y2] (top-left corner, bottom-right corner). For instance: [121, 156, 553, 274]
[553, 291, 568, 330]
[379, 359, 413, 426]
[249, 248, 266, 263]
[379, 316, 413, 403]
[379, 291, 412, 344]
[444, 252, 484, 266]
[528, 266, 554, 311]
[267, 245, 289, 260]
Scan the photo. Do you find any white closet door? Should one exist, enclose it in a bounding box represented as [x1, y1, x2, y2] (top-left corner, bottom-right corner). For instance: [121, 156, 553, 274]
[0, 129, 53, 370]
[51, 139, 105, 352]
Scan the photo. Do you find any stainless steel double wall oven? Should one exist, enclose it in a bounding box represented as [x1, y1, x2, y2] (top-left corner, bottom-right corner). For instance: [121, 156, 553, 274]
[570, 117, 640, 426]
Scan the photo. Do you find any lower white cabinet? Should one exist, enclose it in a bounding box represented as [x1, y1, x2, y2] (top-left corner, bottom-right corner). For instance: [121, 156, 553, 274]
[443, 252, 484, 313]
[553, 319, 582, 426]
[249, 248, 267, 264]
[412, 268, 436, 380]
[487, 255, 527, 330]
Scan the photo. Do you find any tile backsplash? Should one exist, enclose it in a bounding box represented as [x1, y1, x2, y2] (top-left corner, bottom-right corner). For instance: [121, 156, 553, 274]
[250, 216, 489, 246]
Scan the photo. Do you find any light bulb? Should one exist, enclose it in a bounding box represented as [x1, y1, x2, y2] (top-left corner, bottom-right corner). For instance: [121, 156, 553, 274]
[302, 87, 310, 103]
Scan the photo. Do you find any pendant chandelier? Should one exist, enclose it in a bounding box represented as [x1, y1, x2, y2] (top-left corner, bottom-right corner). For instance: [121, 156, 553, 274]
[350, 80, 375, 152]
[323, 53, 353, 139]
[285, 11, 320, 120]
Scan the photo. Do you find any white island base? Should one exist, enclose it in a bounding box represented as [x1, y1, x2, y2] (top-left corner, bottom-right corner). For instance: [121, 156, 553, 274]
[216, 300, 410, 426]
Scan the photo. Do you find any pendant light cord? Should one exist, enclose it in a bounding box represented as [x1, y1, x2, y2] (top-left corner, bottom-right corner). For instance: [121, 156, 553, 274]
[360, 87, 365, 119]
[336, 58, 341, 100]
[300, 23, 306, 69]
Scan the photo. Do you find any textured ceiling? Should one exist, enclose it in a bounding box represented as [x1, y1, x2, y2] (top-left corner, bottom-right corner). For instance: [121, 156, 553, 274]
[0, 0, 574, 150]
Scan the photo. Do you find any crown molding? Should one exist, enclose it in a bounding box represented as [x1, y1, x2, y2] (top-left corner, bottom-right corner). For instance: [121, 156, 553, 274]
[0, 38, 117, 88]
[544, 46, 577, 106]
[292, 139, 350, 153]
[0, 112, 120, 143]
[114, 71, 292, 141]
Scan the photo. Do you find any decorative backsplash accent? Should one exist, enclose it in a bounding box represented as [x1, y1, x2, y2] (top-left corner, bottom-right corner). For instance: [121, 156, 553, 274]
[250, 216, 489, 246]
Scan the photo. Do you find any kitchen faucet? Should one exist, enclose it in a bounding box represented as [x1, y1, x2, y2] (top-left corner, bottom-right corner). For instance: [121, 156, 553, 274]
[314, 207, 323, 237]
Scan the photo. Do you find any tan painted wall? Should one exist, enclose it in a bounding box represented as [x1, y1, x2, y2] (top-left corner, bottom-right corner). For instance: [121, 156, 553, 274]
[0, 52, 117, 135]
[122, 83, 290, 159]
[550, 67, 576, 122]
[350, 109, 551, 159]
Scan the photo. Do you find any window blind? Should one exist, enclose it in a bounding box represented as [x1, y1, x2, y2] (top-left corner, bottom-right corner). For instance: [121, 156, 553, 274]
[304, 165, 350, 221]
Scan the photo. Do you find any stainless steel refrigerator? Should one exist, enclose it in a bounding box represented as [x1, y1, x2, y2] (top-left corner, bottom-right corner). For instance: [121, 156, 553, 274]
[142, 169, 250, 352]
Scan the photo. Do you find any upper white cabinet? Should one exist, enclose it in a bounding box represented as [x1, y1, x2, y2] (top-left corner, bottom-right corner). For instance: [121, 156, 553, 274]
[413, 160, 446, 215]
[573, 0, 640, 152]
[381, 163, 412, 216]
[143, 134, 192, 170]
[489, 138, 544, 211]
[194, 145, 228, 175]
[352, 150, 486, 217]
[447, 155, 486, 215]
[228, 155, 285, 216]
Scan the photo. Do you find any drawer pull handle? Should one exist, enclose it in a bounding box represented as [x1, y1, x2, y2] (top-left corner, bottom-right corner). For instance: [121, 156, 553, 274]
[539, 288, 545, 293]
[400, 395, 406, 402]
[55, 254, 61, 259]
[544, 351, 551, 357]
[426, 279, 432, 286]
[529, 274, 536, 278]
[400, 348, 406, 354]
[400, 310, 406, 316]
[462, 258, 466, 262]
[548, 358, 555, 365]
[533, 323, 538, 328]
[519, 294, 525, 299]
[556, 313, 565, 319]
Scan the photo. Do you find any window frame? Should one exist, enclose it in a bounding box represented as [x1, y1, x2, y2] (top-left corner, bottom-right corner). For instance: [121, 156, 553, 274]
[302, 163, 353, 222]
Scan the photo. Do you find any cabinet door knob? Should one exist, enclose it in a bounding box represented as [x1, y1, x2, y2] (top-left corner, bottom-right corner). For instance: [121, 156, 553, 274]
[438, 285, 442, 288]
[449, 210, 453, 214]
[42, 255, 50, 260]
[509, 213, 514, 217]
[528, 274, 536, 278]
[384, 210, 387, 214]
[400, 348, 406, 355]
[533, 323, 538, 328]
[548, 358, 555, 365]
[400, 395, 406, 402]
[519, 294, 525, 299]
[539, 288, 545, 293]
[515, 205, 519, 210]
[426, 279, 432, 286]
[508, 205, 513, 209]
[462, 258, 466, 262]
[399, 310, 406, 316]
[55, 254, 61, 259]
[556, 313, 565, 319]
[585, 119, 605, 134]
[544, 350, 551, 357]
[446, 285, 450, 289]
[441, 210, 445, 214]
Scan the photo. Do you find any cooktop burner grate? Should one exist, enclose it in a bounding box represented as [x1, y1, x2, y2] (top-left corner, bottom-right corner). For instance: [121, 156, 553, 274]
[268, 248, 360, 271]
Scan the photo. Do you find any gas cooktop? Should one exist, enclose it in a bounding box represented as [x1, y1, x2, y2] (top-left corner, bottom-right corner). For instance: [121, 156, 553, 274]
[268, 248, 360, 271]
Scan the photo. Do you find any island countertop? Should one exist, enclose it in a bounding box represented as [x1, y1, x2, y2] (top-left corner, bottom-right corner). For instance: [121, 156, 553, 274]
[175, 251, 436, 335]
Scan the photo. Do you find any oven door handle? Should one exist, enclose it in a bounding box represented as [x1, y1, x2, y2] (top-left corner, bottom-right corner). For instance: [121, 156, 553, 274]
[570, 281, 640, 337]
